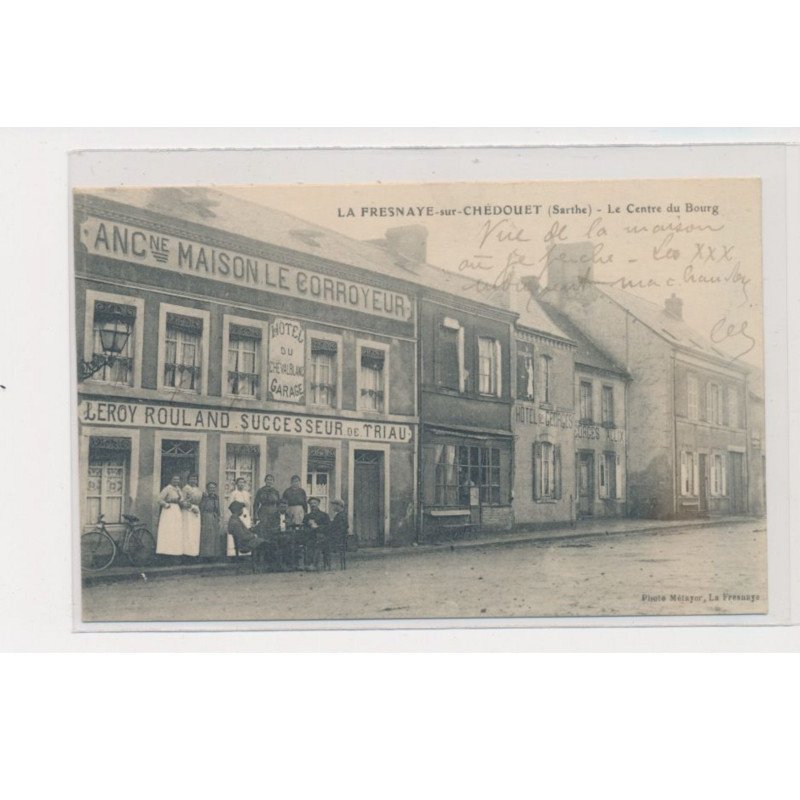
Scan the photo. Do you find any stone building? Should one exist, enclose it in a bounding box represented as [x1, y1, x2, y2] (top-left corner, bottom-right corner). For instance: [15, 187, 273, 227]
[541, 247, 756, 520]
[75, 188, 420, 547]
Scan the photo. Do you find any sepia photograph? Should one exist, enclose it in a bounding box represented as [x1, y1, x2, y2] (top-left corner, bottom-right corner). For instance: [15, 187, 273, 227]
[74, 177, 768, 623]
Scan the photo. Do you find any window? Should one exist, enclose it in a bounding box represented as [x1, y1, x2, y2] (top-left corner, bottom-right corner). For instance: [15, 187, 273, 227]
[437, 318, 462, 391]
[309, 339, 337, 407]
[477, 337, 500, 396]
[516, 342, 535, 400]
[680, 451, 698, 496]
[360, 347, 386, 412]
[433, 444, 501, 506]
[533, 442, 561, 501]
[706, 382, 722, 425]
[538, 355, 552, 404]
[224, 444, 259, 502]
[90, 301, 136, 385]
[579, 380, 593, 423]
[687, 374, 699, 420]
[164, 313, 203, 391]
[227, 324, 261, 397]
[599, 451, 618, 499]
[86, 438, 130, 524]
[601, 385, 615, 427]
[711, 453, 727, 495]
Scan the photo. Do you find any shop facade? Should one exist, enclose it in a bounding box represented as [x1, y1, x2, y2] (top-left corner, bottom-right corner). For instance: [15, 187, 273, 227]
[75, 189, 419, 548]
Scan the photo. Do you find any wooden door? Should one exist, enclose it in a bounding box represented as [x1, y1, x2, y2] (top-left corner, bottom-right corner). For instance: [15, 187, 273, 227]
[729, 452, 746, 514]
[353, 450, 384, 545]
[577, 452, 594, 516]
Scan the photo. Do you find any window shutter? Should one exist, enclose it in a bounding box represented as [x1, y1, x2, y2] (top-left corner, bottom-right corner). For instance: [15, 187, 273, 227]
[494, 339, 502, 397]
[721, 387, 729, 426]
[516, 350, 529, 399]
[722, 454, 728, 496]
[680, 452, 687, 496]
[532, 442, 540, 501]
[554, 446, 562, 499]
[615, 453, 623, 501]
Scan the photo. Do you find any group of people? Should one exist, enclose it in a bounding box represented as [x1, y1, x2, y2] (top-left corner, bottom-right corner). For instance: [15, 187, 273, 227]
[155, 473, 349, 571]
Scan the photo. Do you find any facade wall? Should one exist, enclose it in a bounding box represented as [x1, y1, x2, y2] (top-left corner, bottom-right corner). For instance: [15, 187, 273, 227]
[747, 394, 766, 517]
[419, 297, 515, 537]
[512, 331, 576, 527]
[673, 357, 749, 517]
[572, 367, 627, 518]
[76, 196, 419, 548]
[547, 287, 675, 518]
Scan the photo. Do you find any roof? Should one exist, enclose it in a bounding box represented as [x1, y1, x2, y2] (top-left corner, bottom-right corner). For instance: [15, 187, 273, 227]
[78, 186, 510, 312]
[509, 288, 572, 342]
[537, 301, 629, 376]
[596, 283, 748, 370]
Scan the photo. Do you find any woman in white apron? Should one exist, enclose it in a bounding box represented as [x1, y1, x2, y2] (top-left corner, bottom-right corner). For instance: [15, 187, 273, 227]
[181, 474, 204, 557]
[227, 477, 252, 556]
[156, 475, 184, 556]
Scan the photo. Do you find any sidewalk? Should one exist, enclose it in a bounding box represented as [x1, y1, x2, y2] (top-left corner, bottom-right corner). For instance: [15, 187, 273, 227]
[82, 514, 764, 586]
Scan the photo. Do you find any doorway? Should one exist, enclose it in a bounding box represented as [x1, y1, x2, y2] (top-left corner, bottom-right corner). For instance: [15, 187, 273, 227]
[353, 450, 384, 545]
[160, 439, 199, 489]
[728, 452, 746, 514]
[577, 451, 594, 516]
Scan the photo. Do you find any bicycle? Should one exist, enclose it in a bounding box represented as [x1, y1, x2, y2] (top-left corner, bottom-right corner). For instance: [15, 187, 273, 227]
[81, 513, 156, 572]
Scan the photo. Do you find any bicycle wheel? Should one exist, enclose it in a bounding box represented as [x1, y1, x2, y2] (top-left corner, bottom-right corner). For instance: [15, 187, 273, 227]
[125, 528, 156, 568]
[81, 531, 115, 572]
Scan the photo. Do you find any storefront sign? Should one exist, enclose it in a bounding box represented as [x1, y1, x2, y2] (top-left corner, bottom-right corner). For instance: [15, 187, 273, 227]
[515, 405, 574, 429]
[79, 400, 413, 443]
[80, 216, 413, 322]
[268, 318, 305, 403]
[576, 424, 625, 443]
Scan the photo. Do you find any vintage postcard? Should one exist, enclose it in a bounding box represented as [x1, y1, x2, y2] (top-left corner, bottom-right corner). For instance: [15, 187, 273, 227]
[74, 177, 767, 623]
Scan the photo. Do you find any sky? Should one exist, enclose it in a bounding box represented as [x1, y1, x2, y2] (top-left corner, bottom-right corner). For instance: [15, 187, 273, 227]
[223, 178, 764, 369]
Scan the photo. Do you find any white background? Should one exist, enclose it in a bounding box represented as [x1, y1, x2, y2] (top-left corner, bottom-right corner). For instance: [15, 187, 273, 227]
[1, 4, 799, 799]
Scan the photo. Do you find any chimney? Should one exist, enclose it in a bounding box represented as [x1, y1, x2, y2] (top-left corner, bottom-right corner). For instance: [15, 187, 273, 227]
[520, 275, 541, 296]
[545, 241, 594, 290]
[664, 292, 683, 320]
[383, 225, 428, 264]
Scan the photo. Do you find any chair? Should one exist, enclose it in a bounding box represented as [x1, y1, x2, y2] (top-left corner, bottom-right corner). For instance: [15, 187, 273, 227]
[231, 537, 260, 574]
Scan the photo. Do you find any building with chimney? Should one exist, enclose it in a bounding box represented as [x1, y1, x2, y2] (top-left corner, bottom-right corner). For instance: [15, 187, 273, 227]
[370, 226, 517, 540]
[540, 243, 756, 520]
[75, 188, 423, 549]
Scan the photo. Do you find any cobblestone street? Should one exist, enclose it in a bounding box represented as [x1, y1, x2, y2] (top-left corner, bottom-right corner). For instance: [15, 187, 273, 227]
[82, 520, 767, 622]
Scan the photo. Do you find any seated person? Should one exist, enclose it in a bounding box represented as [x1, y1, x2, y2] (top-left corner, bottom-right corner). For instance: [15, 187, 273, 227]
[327, 498, 349, 570]
[302, 497, 331, 571]
[227, 500, 268, 564]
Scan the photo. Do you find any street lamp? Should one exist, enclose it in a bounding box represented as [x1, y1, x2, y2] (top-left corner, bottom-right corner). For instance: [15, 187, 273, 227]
[79, 307, 132, 381]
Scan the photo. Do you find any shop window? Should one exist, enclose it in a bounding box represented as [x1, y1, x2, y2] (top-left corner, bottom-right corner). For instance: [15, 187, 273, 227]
[86, 438, 130, 525]
[164, 313, 203, 391]
[687, 374, 699, 420]
[477, 337, 501, 396]
[533, 441, 561, 501]
[360, 347, 386, 412]
[227, 324, 261, 397]
[538, 355, 552, 405]
[601, 385, 615, 427]
[579, 380, 593, 423]
[599, 451, 618, 499]
[433, 444, 501, 506]
[516, 342, 535, 400]
[91, 301, 136, 385]
[437, 318, 463, 391]
[309, 339, 337, 407]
